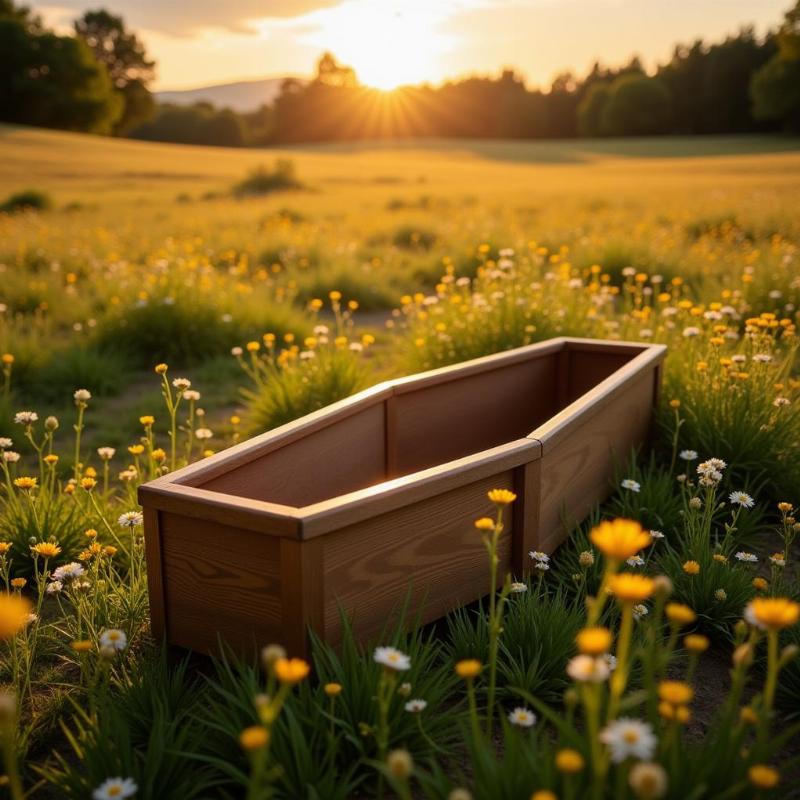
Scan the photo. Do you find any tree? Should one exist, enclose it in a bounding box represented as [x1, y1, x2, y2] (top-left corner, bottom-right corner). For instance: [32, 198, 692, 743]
[577, 82, 611, 136]
[74, 9, 155, 133]
[751, 1, 800, 131]
[0, 3, 122, 133]
[602, 74, 673, 136]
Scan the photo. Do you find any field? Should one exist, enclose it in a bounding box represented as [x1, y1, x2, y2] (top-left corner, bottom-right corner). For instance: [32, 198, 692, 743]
[2, 125, 800, 798]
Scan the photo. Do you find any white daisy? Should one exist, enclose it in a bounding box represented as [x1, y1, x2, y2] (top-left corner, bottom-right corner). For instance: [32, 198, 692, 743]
[621, 479, 641, 493]
[92, 777, 138, 800]
[118, 511, 143, 528]
[14, 411, 38, 425]
[633, 604, 649, 621]
[195, 428, 213, 440]
[626, 556, 645, 568]
[373, 646, 411, 671]
[649, 530, 664, 540]
[0, 438, 12, 450]
[728, 491, 754, 508]
[528, 551, 550, 563]
[3, 451, 20, 463]
[172, 378, 191, 391]
[679, 450, 698, 461]
[99, 629, 127, 651]
[509, 582, 528, 593]
[46, 581, 63, 594]
[769, 554, 786, 567]
[715, 588, 728, 601]
[735, 552, 758, 563]
[73, 389, 92, 403]
[53, 562, 85, 581]
[600, 718, 657, 763]
[404, 699, 427, 713]
[97, 447, 116, 460]
[507, 707, 536, 727]
[567, 655, 610, 683]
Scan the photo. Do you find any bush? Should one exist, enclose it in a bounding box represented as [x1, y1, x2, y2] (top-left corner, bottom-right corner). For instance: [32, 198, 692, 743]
[233, 159, 302, 197]
[0, 189, 51, 214]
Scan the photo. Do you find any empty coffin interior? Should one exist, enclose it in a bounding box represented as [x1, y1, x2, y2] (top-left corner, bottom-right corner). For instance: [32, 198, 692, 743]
[194, 343, 640, 507]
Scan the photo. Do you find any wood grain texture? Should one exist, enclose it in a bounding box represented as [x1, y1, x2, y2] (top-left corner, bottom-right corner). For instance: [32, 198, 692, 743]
[321, 471, 516, 644]
[160, 512, 283, 655]
[280, 537, 324, 658]
[199, 402, 386, 506]
[512, 460, 541, 576]
[392, 355, 557, 475]
[535, 369, 656, 553]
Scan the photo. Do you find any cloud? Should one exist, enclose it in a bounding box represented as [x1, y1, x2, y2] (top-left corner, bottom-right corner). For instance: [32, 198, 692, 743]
[32, 0, 344, 36]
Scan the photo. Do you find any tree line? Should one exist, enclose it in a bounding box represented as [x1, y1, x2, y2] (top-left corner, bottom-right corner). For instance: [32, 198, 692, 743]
[1, 0, 799, 145]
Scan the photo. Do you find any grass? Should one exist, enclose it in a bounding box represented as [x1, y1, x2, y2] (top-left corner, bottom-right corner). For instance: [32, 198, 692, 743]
[0, 125, 799, 798]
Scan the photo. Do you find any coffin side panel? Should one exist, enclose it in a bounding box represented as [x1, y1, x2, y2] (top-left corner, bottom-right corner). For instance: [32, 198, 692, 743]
[159, 512, 283, 655]
[565, 349, 635, 404]
[321, 471, 516, 644]
[537, 369, 655, 553]
[198, 403, 386, 506]
[392, 355, 558, 476]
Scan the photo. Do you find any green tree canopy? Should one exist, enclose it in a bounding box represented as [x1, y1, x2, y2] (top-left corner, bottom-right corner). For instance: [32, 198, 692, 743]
[601, 73, 673, 136]
[74, 9, 155, 133]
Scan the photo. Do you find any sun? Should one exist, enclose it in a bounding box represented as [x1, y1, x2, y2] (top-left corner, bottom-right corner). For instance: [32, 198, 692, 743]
[298, 1, 458, 90]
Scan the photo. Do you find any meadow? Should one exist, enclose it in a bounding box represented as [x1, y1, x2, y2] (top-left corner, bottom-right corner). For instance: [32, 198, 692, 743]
[1, 124, 800, 798]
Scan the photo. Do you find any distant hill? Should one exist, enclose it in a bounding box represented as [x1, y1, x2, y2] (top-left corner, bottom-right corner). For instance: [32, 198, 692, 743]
[155, 77, 304, 113]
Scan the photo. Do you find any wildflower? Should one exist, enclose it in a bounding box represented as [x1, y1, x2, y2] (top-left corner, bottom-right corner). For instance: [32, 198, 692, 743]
[600, 718, 657, 763]
[44, 416, 58, 431]
[0, 543, 10, 555]
[665, 603, 696, 626]
[773, 397, 791, 407]
[528, 551, 550, 563]
[533, 560, 550, 572]
[404, 699, 427, 713]
[748, 765, 779, 790]
[658, 680, 693, 706]
[530, 793, 557, 800]
[621, 478, 641, 493]
[128, 444, 144, 456]
[753, 577, 768, 592]
[608, 573, 655, 603]
[682, 560, 700, 575]
[590, 519, 651, 561]
[684, 634, 710, 652]
[448, 791, 472, 800]
[0, 593, 33, 639]
[73, 389, 91, 403]
[92, 778, 138, 800]
[53, 564, 85, 581]
[195, 428, 213, 440]
[10, 578, 26, 589]
[0, 438, 11, 449]
[715, 589, 728, 601]
[744, 598, 800, 631]
[576, 627, 612, 656]
[104, 546, 118, 557]
[97, 447, 116, 460]
[712, 553, 728, 563]
[649, 530, 664, 540]
[239, 726, 269, 751]
[374, 646, 411, 672]
[633, 604, 649, 621]
[152, 448, 166, 463]
[455, 659, 482, 680]
[679, 449, 698, 461]
[71, 640, 92, 652]
[172, 378, 191, 391]
[324, 682, 342, 697]
[555, 748, 584, 773]
[740, 706, 758, 725]
[474, 517, 495, 531]
[682, 327, 700, 337]
[579, 550, 595, 567]
[398, 682, 411, 696]
[46, 581, 63, 594]
[778, 502, 793, 513]
[627, 556, 645, 568]
[769, 553, 786, 567]
[386, 749, 413, 779]
[728, 491, 754, 508]
[273, 657, 311, 684]
[629, 762, 667, 799]
[507, 707, 536, 727]
[509, 582, 528, 593]
[735, 552, 758, 563]
[487, 488, 516, 505]
[13, 476, 37, 491]
[99, 629, 128, 651]
[14, 411, 38, 425]
[31, 542, 61, 559]
[118, 511, 143, 528]
[688, 497, 702, 509]
[80, 477, 97, 491]
[567, 654, 610, 683]
[3, 451, 20, 463]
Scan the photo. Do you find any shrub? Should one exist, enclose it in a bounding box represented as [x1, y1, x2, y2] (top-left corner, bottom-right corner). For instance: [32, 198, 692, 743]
[0, 189, 51, 214]
[233, 159, 302, 197]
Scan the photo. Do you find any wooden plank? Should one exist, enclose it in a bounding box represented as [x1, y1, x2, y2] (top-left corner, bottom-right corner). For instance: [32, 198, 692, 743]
[280, 538, 324, 658]
[142, 506, 166, 642]
[393, 355, 557, 475]
[536, 370, 655, 553]
[300, 438, 540, 538]
[511, 459, 541, 576]
[321, 471, 516, 644]
[138, 483, 302, 538]
[160, 512, 283, 655]
[198, 402, 386, 506]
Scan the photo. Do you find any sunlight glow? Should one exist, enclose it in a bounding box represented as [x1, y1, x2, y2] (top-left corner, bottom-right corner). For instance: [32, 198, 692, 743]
[293, 0, 462, 89]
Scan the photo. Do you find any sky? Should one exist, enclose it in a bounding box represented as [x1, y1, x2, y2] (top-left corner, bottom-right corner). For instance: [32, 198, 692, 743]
[33, 0, 790, 91]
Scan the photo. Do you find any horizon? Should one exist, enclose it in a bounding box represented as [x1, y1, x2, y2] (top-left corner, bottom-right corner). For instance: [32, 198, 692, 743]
[33, 0, 788, 92]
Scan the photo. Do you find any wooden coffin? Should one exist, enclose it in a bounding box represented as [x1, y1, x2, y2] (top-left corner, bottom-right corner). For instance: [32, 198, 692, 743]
[139, 337, 666, 657]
